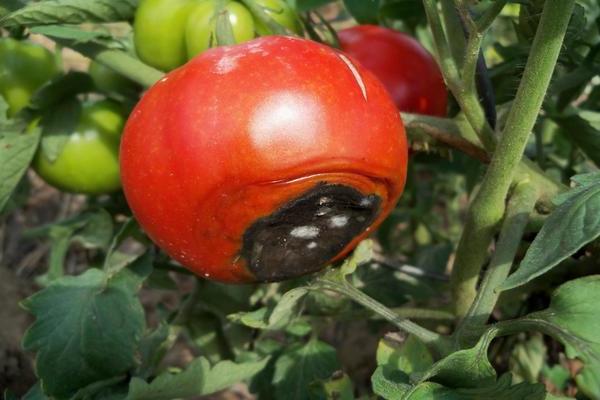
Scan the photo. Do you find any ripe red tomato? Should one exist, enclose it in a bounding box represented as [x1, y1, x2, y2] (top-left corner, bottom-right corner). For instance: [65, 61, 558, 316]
[338, 25, 447, 116]
[120, 36, 408, 283]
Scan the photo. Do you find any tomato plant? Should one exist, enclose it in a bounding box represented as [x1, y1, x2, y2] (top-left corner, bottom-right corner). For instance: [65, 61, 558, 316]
[33, 100, 126, 195]
[338, 24, 447, 116]
[3, 0, 600, 399]
[0, 37, 60, 116]
[133, 0, 301, 71]
[121, 36, 407, 282]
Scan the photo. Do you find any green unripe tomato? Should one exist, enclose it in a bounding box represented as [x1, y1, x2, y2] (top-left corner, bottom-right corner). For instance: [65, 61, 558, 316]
[185, 0, 255, 59]
[133, 0, 200, 71]
[33, 100, 126, 195]
[134, 0, 301, 71]
[0, 38, 61, 116]
[88, 61, 139, 95]
[253, 0, 301, 36]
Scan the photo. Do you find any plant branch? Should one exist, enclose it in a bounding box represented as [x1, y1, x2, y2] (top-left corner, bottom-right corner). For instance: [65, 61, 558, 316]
[439, 0, 466, 68]
[476, 0, 508, 32]
[401, 113, 565, 206]
[456, 180, 538, 345]
[52, 38, 164, 88]
[403, 114, 489, 162]
[449, 0, 577, 318]
[314, 277, 451, 356]
[422, 0, 496, 152]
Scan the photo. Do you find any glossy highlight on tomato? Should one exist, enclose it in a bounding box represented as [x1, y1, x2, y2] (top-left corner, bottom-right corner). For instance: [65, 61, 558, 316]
[338, 25, 447, 116]
[120, 36, 408, 283]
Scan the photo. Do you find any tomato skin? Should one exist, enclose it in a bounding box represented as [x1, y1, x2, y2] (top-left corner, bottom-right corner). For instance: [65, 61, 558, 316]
[338, 25, 447, 116]
[0, 38, 60, 117]
[134, 0, 300, 71]
[33, 100, 126, 195]
[88, 61, 139, 95]
[121, 36, 408, 283]
[253, 0, 302, 36]
[133, 0, 198, 71]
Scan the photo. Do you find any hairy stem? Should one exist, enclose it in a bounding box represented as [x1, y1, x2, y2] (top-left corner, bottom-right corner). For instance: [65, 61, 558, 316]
[439, 0, 466, 67]
[422, 0, 496, 152]
[456, 181, 538, 344]
[450, 0, 577, 318]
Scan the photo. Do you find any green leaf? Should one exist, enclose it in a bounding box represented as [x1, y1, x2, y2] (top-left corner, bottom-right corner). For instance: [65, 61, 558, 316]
[419, 329, 498, 388]
[24, 208, 114, 284]
[521, 276, 600, 400]
[39, 97, 81, 162]
[541, 365, 570, 393]
[127, 357, 270, 400]
[417, 374, 545, 400]
[0, 0, 138, 28]
[22, 383, 49, 400]
[576, 363, 600, 400]
[229, 307, 270, 329]
[229, 287, 308, 330]
[318, 239, 374, 283]
[376, 334, 433, 376]
[372, 371, 545, 400]
[0, 104, 41, 212]
[72, 209, 114, 249]
[104, 218, 140, 270]
[25, 208, 114, 248]
[21, 252, 152, 399]
[571, 172, 600, 186]
[341, 239, 374, 276]
[28, 72, 95, 112]
[371, 366, 411, 400]
[0, 0, 24, 18]
[509, 334, 546, 383]
[31, 25, 111, 42]
[273, 339, 340, 400]
[310, 372, 355, 400]
[71, 376, 127, 400]
[553, 109, 600, 167]
[500, 178, 600, 290]
[1, 175, 30, 216]
[379, 0, 425, 25]
[285, 319, 312, 337]
[136, 322, 171, 379]
[545, 395, 574, 400]
[268, 287, 309, 328]
[343, 0, 380, 24]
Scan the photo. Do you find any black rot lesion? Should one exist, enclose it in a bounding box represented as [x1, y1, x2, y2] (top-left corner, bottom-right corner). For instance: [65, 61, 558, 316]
[241, 183, 381, 282]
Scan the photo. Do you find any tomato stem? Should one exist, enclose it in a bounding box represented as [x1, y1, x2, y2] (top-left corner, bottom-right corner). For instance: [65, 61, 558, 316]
[422, 0, 496, 152]
[55, 37, 165, 88]
[401, 112, 565, 207]
[448, 0, 576, 318]
[455, 180, 538, 345]
[314, 277, 452, 357]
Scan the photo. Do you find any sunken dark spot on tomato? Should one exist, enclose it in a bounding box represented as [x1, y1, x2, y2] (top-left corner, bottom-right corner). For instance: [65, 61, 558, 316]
[241, 183, 381, 282]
